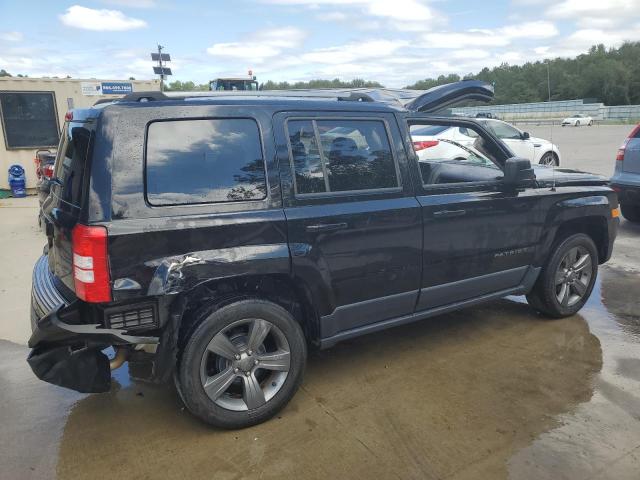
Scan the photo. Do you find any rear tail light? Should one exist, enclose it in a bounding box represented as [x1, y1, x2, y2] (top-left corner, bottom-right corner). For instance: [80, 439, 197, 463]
[413, 140, 439, 151]
[65, 111, 73, 121]
[617, 124, 640, 161]
[72, 224, 111, 303]
[616, 139, 629, 161]
[42, 164, 54, 179]
[34, 156, 42, 180]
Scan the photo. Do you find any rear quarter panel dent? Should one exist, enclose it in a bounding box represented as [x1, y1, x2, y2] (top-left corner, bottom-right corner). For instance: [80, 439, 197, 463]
[145, 244, 291, 295]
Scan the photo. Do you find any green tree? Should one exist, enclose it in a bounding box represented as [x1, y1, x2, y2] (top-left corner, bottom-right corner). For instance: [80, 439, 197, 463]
[406, 41, 640, 105]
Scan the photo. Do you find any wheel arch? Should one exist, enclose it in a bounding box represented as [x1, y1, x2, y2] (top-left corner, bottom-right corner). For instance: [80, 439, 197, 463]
[536, 194, 614, 267]
[152, 273, 321, 384]
[176, 274, 320, 350]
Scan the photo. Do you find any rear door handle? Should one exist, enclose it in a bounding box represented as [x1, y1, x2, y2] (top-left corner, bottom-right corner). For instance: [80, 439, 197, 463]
[306, 222, 348, 233]
[433, 209, 466, 218]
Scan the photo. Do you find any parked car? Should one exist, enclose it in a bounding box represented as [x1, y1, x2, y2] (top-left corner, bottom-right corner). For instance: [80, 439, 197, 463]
[562, 114, 593, 127]
[33, 149, 56, 226]
[475, 112, 495, 119]
[611, 124, 640, 223]
[411, 119, 561, 166]
[29, 81, 619, 429]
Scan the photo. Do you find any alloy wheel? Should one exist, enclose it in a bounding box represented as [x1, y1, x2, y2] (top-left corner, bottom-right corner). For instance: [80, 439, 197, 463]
[555, 246, 593, 307]
[540, 153, 556, 166]
[199, 318, 291, 411]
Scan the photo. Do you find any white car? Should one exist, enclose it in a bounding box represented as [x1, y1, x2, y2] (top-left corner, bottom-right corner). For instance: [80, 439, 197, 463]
[411, 120, 562, 166]
[562, 114, 593, 127]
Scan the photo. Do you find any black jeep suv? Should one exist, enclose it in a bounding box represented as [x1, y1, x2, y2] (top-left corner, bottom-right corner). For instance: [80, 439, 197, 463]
[29, 81, 619, 428]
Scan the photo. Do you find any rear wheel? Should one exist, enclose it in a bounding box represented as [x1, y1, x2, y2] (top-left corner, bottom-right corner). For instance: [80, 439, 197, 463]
[576, 121, 581, 127]
[178, 299, 306, 428]
[621, 202, 640, 223]
[527, 233, 598, 318]
[588, 120, 593, 126]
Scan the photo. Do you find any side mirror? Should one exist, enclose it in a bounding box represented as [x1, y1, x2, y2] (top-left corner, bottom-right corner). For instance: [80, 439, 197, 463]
[521, 131, 530, 140]
[503, 157, 535, 187]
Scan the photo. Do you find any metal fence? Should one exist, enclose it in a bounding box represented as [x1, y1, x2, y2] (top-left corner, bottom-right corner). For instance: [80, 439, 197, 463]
[452, 99, 640, 122]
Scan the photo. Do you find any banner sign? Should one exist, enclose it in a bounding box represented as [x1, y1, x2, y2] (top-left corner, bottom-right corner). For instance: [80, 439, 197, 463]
[81, 82, 102, 96]
[81, 81, 133, 96]
[101, 82, 133, 94]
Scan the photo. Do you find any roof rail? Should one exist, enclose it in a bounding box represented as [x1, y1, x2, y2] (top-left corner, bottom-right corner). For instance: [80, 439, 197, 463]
[113, 80, 494, 112]
[120, 91, 169, 102]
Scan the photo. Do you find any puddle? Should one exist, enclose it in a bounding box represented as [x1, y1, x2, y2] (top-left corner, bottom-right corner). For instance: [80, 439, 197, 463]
[56, 299, 604, 479]
[2, 264, 638, 479]
[507, 266, 640, 480]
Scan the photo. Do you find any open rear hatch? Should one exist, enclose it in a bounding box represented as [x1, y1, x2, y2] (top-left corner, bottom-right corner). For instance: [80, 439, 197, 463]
[341, 80, 495, 113]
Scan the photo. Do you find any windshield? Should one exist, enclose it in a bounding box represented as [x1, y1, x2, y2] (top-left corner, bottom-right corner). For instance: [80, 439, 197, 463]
[210, 80, 259, 91]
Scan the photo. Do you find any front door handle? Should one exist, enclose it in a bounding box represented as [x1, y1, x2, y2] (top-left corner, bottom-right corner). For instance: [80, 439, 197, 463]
[433, 209, 466, 218]
[306, 222, 348, 233]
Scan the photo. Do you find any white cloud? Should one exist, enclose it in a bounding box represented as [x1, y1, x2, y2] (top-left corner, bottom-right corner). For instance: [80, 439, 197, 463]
[423, 21, 558, 48]
[315, 11, 348, 21]
[0, 31, 23, 42]
[424, 31, 510, 49]
[500, 21, 559, 39]
[59, 5, 147, 31]
[262, 0, 434, 22]
[546, 0, 638, 18]
[451, 49, 491, 59]
[102, 0, 156, 7]
[301, 39, 408, 64]
[207, 27, 306, 62]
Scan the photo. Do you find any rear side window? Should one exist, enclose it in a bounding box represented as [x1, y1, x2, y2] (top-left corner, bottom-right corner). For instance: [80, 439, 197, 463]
[146, 118, 266, 206]
[286, 118, 399, 195]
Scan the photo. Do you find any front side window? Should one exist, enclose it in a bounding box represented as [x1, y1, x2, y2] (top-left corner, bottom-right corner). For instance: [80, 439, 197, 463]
[287, 119, 399, 195]
[409, 122, 502, 186]
[146, 118, 266, 206]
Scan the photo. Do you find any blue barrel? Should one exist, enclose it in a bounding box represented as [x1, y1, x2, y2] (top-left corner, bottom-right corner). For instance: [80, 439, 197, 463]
[8, 164, 26, 198]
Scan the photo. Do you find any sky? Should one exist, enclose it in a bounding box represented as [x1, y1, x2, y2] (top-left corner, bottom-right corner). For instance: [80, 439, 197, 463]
[1, 0, 639, 87]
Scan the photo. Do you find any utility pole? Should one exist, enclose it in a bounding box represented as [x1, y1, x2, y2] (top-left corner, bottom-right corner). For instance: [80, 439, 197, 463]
[151, 44, 172, 92]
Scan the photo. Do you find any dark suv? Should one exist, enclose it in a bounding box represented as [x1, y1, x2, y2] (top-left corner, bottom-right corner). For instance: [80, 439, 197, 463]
[29, 81, 619, 428]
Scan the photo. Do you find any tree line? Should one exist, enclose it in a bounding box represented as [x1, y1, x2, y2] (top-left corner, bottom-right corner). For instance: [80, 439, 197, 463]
[405, 42, 640, 106]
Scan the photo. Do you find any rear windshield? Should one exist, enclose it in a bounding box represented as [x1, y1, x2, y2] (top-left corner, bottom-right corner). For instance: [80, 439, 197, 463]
[53, 120, 94, 208]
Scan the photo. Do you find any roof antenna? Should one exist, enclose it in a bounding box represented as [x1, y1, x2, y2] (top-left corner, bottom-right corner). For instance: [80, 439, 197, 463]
[547, 60, 556, 192]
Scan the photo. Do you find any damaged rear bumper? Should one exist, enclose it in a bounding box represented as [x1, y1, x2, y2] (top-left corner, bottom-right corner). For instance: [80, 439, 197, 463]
[28, 255, 158, 393]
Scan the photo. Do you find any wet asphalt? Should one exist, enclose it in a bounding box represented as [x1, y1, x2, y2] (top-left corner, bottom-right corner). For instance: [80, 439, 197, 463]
[1, 126, 640, 479]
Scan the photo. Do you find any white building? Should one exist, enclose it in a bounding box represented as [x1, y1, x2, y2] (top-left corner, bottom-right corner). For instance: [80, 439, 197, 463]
[0, 76, 160, 190]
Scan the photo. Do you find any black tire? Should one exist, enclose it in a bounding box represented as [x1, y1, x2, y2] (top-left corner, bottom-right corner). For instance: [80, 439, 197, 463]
[588, 120, 593, 126]
[539, 152, 559, 166]
[576, 121, 580, 126]
[178, 299, 306, 429]
[621, 202, 640, 223]
[526, 233, 598, 318]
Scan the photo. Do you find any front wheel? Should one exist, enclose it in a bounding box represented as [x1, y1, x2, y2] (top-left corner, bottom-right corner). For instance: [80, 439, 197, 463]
[527, 233, 598, 318]
[539, 152, 559, 166]
[178, 299, 307, 428]
[621, 202, 640, 223]
[575, 121, 581, 126]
